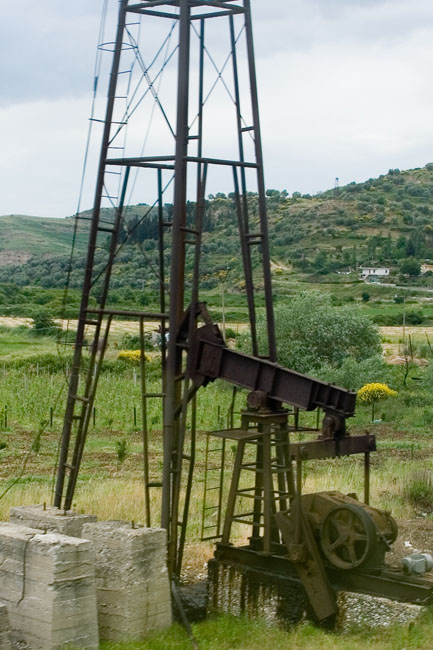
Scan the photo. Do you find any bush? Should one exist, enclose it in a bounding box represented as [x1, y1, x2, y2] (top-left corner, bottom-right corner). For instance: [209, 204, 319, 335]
[31, 309, 59, 337]
[117, 350, 152, 365]
[317, 356, 390, 391]
[406, 310, 424, 325]
[244, 292, 381, 375]
[119, 333, 153, 351]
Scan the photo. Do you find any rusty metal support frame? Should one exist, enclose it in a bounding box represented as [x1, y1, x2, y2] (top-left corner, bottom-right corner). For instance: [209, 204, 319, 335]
[54, 0, 130, 509]
[55, 0, 290, 580]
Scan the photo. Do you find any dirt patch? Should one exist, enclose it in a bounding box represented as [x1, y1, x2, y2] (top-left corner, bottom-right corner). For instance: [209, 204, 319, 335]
[387, 519, 433, 567]
[0, 251, 31, 266]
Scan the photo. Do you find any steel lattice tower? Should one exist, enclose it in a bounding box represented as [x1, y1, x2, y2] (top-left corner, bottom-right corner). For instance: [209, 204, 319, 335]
[54, 0, 276, 577]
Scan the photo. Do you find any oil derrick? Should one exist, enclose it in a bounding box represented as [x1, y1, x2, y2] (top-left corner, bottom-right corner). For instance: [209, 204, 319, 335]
[54, 0, 276, 577]
[52, 2, 433, 620]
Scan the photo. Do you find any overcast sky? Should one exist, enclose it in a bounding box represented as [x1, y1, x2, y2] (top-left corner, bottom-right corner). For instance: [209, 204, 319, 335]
[2, 0, 433, 218]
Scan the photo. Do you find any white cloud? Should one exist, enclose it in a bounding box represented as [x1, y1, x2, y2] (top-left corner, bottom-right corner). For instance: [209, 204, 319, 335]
[2, 0, 433, 217]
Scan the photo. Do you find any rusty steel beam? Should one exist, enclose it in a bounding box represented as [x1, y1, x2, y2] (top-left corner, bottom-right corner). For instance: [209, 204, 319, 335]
[189, 325, 356, 416]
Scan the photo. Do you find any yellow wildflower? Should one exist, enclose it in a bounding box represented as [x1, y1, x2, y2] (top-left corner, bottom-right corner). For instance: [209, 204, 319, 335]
[117, 350, 151, 365]
[357, 382, 397, 405]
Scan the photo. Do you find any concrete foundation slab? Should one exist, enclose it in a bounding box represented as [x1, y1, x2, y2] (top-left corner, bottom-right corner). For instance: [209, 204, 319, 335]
[10, 505, 97, 537]
[0, 523, 99, 650]
[0, 603, 11, 650]
[81, 520, 172, 642]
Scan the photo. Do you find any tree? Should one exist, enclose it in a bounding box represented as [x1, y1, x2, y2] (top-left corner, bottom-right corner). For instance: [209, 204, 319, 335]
[31, 308, 58, 337]
[399, 258, 421, 277]
[249, 292, 381, 375]
[357, 382, 397, 421]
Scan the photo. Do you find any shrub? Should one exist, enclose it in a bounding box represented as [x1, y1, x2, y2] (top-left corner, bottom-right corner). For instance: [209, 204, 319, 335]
[318, 356, 390, 391]
[246, 292, 381, 374]
[119, 333, 153, 351]
[117, 350, 151, 365]
[404, 470, 433, 511]
[31, 309, 59, 337]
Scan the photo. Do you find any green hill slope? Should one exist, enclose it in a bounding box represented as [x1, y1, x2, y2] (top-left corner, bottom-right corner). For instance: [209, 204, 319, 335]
[1, 163, 433, 291]
[0, 214, 90, 257]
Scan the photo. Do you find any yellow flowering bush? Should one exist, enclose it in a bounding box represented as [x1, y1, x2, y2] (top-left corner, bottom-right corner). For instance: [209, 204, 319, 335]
[357, 382, 397, 421]
[117, 350, 151, 365]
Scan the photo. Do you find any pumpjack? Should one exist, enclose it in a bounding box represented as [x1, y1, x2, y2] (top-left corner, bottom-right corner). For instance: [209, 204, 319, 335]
[54, 0, 433, 621]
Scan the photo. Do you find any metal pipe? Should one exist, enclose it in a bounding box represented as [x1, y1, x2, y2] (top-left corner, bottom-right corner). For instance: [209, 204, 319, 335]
[140, 317, 151, 526]
[243, 0, 277, 361]
[162, 0, 191, 558]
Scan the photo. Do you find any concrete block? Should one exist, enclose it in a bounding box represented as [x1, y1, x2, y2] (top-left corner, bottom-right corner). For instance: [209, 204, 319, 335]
[0, 603, 11, 650]
[81, 520, 171, 642]
[0, 522, 99, 650]
[10, 504, 97, 537]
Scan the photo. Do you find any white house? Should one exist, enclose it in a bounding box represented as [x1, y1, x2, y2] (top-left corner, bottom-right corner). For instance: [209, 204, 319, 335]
[360, 267, 390, 279]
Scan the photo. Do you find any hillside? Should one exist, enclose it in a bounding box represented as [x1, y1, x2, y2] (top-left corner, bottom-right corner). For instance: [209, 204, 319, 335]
[1, 163, 433, 292]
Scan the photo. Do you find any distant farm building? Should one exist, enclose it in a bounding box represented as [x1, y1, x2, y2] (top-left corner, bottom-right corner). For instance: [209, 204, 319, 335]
[421, 263, 433, 275]
[360, 267, 390, 280]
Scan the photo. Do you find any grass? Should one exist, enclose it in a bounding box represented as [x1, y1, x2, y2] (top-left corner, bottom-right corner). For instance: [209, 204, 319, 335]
[2, 327, 433, 647]
[99, 611, 433, 650]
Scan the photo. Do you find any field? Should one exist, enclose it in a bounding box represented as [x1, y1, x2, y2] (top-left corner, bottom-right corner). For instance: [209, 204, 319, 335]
[2, 321, 433, 648]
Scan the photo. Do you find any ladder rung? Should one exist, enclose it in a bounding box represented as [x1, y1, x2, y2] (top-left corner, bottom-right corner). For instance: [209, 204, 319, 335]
[175, 374, 185, 382]
[247, 240, 262, 246]
[236, 493, 263, 500]
[202, 524, 219, 530]
[245, 232, 263, 238]
[180, 226, 200, 235]
[163, 221, 172, 227]
[92, 119, 128, 126]
[72, 395, 90, 404]
[143, 392, 165, 398]
[177, 342, 190, 349]
[241, 126, 254, 132]
[98, 226, 115, 233]
[71, 415, 82, 420]
[204, 505, 220, 511]
[182, 454, 192, 461]
[205, 485, 222, 491]
[85, 320, 99, 326]
[184, 239, 196, 245]
[146, 481, 162, 488]
[188, 135, 199, 140]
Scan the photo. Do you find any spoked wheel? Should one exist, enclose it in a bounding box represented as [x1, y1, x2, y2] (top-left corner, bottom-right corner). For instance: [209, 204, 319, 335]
[320, 504, 376, 570]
